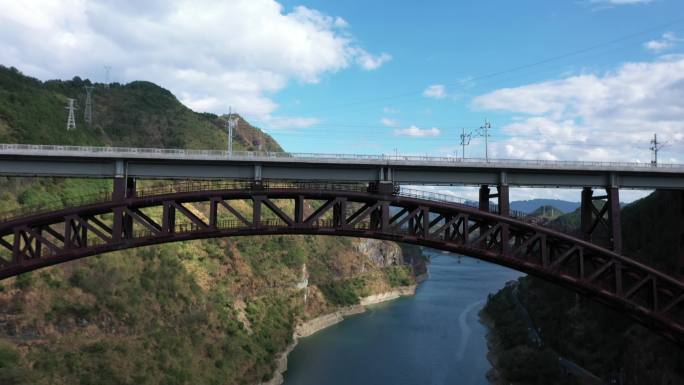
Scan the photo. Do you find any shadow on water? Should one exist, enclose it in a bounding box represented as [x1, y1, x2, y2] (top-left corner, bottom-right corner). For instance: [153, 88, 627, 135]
[283, 252, 524, 385]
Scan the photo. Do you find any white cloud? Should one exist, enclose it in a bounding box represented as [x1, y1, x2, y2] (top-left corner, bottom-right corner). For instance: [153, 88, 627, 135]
[0, 0, 389, 123]
[472, 56, 684, 162]
[381, 117, 399, 127]
[423, 84, 447, 99]
[261, 116, 320, 129]
[353, 50, 392, 70]
[644, 32, 682, 52]
[383, 107, 399, 114]
[394, 125, 441, 137]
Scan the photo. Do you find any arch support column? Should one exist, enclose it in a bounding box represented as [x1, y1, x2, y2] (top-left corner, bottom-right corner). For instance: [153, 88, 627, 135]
[581, 186, 622, 253]
[478, 184, 510, 217]
[112, 177, 136, 241]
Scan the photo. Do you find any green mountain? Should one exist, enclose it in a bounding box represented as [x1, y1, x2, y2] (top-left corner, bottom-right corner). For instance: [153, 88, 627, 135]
[528, 205, 564, 220]
[511, 199, 579, 214]
[483, 190, 684, 385]
[0, 65, 425, 385]
[0, 65, 281, 151]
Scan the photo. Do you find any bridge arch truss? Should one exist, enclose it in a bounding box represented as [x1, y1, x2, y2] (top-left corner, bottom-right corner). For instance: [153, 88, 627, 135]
[0, 184, 682, 344]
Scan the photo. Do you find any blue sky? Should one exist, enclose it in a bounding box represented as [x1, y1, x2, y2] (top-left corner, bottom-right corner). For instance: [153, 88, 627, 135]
[1, 0, 683, 201]
[268, 0, 684, 159]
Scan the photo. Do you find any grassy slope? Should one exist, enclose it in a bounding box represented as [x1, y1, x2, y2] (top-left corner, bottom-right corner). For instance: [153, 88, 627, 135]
[0, 66, 423, 385]
[483, 190, 684, 385]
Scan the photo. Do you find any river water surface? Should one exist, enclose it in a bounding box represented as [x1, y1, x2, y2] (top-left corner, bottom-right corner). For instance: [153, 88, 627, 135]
[282, 252, 524, 385]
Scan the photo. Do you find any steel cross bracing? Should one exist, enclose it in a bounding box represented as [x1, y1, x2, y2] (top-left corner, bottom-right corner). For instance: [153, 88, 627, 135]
[0, 185, 682, 344]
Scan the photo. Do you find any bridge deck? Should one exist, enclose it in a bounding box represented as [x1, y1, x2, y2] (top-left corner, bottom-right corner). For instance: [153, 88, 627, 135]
[1, 144, 683, 188]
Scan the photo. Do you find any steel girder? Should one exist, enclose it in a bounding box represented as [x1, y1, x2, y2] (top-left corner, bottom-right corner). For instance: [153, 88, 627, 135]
[0, 187, 682, 344]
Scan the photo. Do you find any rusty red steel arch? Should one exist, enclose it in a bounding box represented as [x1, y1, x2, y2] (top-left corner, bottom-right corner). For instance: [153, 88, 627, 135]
[0, 186, 682, 344]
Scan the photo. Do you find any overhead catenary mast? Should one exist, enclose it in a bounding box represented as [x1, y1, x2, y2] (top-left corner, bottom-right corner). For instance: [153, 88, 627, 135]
[650, 133, 666, 166]
[84, 85, 94, 126]
[478, 118, 491, 162]
[65, 98, 77, 130]
[460, 127, 472, 160]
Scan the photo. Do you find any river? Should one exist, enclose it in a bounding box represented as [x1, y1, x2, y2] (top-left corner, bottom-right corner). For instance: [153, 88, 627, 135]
[282, 251, 524, 385]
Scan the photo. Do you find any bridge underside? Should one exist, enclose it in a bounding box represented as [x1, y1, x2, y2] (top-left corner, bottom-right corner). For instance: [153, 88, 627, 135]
[0, 184, 682, 345]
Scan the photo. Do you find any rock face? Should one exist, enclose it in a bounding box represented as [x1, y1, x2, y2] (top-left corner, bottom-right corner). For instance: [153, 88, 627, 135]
[353, 239, 402, 268]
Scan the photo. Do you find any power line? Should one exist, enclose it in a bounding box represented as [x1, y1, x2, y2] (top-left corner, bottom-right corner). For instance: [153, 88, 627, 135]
[293, 17, 684, 115]
[269, 134, 653, 149]
[264, 126, 675, 151]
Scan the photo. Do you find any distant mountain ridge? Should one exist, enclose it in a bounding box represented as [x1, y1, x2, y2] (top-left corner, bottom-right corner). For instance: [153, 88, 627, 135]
[511, 199, 580, 214]
[528, 205, 564, 220]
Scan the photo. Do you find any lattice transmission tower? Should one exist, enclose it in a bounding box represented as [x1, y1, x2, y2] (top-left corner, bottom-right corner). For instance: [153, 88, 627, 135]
[65, 98, 77, 130]
[226, 107, 239, 156]
[84, 86, 95, 126]
[104, 65, 111, 89]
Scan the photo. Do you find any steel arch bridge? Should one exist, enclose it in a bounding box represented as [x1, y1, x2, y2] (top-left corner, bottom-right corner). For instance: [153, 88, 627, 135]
[0, 183, 682, 345]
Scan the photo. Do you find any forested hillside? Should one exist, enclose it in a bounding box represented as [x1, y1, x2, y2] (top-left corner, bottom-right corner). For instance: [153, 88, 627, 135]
[0, 65, 281, 151]
[483, 190, 684, 385]
[0, 66, 425, 385]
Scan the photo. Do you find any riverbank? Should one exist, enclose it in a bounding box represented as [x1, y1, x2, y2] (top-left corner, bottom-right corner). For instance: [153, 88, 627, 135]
[261, 285, 417, 385]
[479, 310, 506, 385]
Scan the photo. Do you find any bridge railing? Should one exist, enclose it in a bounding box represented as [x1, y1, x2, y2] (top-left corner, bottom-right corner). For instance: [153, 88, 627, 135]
[0, 181, 534, 224]
[398, 188, 530, 220]
[135, 180, 369, 197]
[1, 143, 682, 170]
[0, 190, 112, 223]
